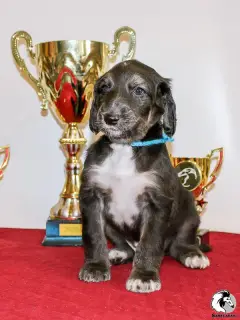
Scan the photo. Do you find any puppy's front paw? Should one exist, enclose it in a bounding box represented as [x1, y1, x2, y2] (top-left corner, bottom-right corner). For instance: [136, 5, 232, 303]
[126, 269, 161, 293]
[78, 262, 111, 283]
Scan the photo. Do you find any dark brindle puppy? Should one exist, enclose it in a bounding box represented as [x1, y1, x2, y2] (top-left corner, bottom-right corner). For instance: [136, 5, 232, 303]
[78, 60, 210, 293]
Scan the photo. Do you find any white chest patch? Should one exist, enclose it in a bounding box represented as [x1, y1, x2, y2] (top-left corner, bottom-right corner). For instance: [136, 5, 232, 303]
[89, 144, 156, 227]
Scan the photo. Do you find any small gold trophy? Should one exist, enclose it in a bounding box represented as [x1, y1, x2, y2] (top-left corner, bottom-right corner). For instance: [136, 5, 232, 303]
[170, 147, 224, 245]
[11, 27, 136, 246]
[0, 145, 10, 180]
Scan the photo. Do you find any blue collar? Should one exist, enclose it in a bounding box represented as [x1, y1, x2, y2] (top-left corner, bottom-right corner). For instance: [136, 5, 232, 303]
[131, 132, 174, 147]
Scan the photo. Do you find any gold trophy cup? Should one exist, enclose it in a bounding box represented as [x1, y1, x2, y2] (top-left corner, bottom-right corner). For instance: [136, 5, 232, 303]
[0, 145, 10, 180]
[170, 147, 224, 246]
[11, 27, 136, 245]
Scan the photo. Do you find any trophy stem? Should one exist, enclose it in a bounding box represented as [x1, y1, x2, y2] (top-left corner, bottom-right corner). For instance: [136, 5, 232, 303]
[50, 122, 86, 220]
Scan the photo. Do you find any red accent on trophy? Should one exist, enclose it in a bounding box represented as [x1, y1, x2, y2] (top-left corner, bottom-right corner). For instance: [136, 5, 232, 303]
[54, 66, 87, 123]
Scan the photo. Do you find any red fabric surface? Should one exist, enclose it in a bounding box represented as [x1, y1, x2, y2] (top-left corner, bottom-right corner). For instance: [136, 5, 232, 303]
[0, 229, 240, 320]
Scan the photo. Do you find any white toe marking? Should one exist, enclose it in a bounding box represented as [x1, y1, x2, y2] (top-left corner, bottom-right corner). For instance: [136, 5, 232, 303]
[108, 249, 128, 261]
[184, 255, 210, 269]
[79, 269, 110, 282]
[126, 278, 161, 293]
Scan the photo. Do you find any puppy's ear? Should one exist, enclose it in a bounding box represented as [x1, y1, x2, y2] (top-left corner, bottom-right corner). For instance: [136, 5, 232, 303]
[89, 74, 107, 133]
[157, 79, 177, 137]
[89, 91, 99, 134]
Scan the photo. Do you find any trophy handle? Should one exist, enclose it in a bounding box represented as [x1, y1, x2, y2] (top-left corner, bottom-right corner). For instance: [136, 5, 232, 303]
[202, 147, 224, 192]
[11, 31, 48, 110]
[109, 26, 136, 61]
[0, 145, 10, 180]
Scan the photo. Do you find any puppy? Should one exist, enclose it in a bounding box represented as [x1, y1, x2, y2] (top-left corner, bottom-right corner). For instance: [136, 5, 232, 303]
[78, 60, 210, 293]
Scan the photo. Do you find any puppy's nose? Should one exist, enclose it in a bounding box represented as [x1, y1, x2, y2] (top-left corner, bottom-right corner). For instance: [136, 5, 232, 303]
[104, 113, 120, 125]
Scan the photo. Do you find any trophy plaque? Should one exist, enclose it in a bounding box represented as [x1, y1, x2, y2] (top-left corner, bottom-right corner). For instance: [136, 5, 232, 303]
[170, 147, 224, 246]
[11, 27, 136, 246]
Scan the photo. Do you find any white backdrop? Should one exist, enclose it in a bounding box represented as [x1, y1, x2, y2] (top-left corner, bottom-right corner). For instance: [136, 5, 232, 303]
[0, 0, 239, 233]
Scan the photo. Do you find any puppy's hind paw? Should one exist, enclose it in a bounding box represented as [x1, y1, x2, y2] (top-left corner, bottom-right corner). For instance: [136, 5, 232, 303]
[108, 248, 130, 265]
[79, 262, 111, 283]
[184, 253, 210, 269]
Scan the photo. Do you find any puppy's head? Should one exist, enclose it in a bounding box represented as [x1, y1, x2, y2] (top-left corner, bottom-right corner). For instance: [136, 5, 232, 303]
[90, 60, 177, 143]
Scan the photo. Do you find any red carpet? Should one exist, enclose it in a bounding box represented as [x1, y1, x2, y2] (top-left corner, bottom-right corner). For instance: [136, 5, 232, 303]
[0, 229, 239, 320]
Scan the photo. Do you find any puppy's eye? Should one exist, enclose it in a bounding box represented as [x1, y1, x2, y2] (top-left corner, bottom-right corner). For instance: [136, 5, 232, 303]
[98, 83, 111, 94]
[133, 87, 146, 96]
